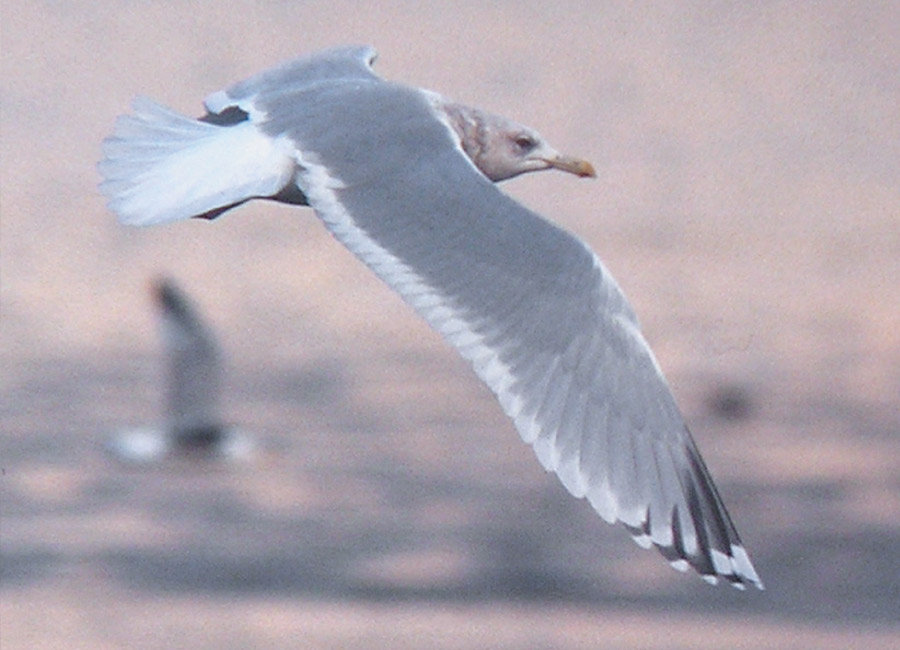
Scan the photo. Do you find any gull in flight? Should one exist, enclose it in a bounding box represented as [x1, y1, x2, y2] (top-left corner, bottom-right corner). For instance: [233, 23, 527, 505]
[99, 45, 762, 589]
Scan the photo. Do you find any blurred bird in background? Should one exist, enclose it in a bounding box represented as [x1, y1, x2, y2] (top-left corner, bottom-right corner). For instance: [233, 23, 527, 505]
[106, 278, 255, 464]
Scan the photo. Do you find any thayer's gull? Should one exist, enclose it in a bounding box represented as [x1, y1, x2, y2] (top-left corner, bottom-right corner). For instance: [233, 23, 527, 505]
[99, 45, 763, 590]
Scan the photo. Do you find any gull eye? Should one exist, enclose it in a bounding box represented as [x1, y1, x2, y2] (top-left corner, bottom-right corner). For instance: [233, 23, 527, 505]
[514, 134, 537, 153]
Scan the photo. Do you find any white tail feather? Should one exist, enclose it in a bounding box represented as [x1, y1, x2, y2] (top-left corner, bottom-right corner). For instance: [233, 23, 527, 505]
[99, 97, 296, 226]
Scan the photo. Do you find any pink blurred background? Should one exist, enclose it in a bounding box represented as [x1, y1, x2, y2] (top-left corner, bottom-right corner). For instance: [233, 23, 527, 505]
[2, 2, 898, 648]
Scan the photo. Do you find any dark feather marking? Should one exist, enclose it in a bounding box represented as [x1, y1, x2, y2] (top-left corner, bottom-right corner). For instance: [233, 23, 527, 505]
[199, 105, 249, 126]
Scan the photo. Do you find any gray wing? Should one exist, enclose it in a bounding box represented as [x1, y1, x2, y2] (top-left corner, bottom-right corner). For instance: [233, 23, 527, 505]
[155, 279, 222, 435]
[203, 45, 379, 115]
[256, 80, 762, 589]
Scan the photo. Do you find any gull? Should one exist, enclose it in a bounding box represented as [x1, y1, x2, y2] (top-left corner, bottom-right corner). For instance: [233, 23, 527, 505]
[107, 278, 253, 464]
[99, 45, 762, 589]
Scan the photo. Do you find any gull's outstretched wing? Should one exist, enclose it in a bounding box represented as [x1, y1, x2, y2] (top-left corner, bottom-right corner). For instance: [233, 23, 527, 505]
[203, 45, 379, 114]
[254, 79, 762, 589]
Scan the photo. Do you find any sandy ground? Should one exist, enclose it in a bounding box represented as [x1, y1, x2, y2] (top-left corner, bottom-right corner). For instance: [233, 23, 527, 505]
[2, 2, 899, 648]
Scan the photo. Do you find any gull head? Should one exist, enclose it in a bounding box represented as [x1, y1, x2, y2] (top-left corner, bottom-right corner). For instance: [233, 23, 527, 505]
[435, 98, 596, 182]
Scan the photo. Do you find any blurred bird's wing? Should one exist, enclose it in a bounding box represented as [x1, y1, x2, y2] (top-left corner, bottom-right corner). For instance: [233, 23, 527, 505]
[154, 279, 222, 434]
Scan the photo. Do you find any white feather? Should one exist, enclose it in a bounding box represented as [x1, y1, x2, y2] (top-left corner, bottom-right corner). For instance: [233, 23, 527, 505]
[99, 97, 296, 226]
